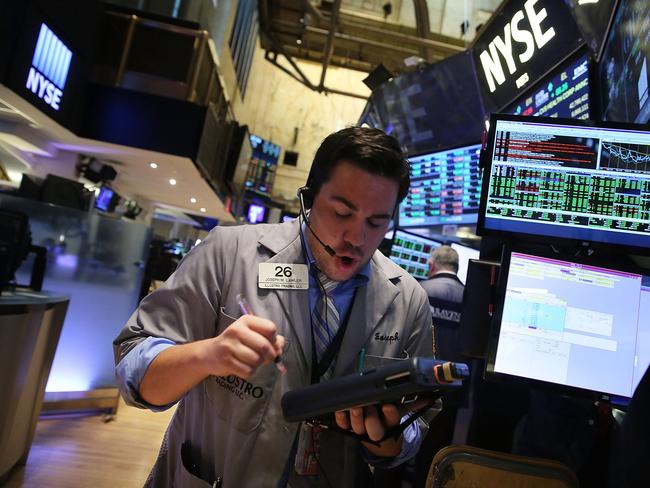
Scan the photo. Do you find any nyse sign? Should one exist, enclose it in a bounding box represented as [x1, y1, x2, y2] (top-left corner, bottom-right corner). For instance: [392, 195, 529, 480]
[25, 24, 72, 111]
[472, 0, 582, 111]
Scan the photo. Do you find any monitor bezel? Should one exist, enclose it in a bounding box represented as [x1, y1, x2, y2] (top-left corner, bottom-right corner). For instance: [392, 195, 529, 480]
[485, 246, 645, 403]
[400, 142, 483, 229]
[477, 113, 650, 256]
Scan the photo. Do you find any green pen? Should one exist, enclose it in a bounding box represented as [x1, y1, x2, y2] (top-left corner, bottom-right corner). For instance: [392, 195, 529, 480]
[357, 348, 366, 373]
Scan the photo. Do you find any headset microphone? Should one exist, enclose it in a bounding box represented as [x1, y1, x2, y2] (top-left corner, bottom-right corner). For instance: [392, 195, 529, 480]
[297, 187, 337, 257]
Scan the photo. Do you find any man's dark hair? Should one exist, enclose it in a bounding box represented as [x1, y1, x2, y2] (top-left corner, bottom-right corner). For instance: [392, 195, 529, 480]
[303, 126, 410, 207]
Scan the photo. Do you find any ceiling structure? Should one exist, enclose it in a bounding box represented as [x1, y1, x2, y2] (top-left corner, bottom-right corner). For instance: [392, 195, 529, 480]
[258, 0, 500, 97]
[0, 84, 234, 223]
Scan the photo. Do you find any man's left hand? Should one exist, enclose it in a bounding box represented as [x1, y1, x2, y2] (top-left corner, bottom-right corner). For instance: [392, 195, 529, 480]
[334, 404, 403, 457]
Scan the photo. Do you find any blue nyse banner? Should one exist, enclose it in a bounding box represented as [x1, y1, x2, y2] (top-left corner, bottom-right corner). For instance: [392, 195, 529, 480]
[25, 23, 72, 110]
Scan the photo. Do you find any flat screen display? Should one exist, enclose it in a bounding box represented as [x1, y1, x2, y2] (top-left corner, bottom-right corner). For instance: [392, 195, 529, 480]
[479, 115, 650, 250]
[487, 252, 650, 399]
[367, 51, 487, 154]
[94, 186, 114, 212]
[389, 230, 442, 280]
[399, 144, 482, 227]
[507, 53, 590, 119]
[247, 203, 266, 224]
[450, 242, 480, 285]
[246, 135, 280, 194]
[600, 0, 650, 123]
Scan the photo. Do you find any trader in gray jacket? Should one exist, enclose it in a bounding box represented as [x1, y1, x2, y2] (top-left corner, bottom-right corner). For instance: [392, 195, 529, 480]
[114, 127, 433, 487]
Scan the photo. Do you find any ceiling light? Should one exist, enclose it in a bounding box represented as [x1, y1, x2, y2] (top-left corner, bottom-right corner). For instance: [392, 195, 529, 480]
[190, 197, 197, 203]
[169, 178, 177, 186]
[200, 207, 206, 213]
[149, 162, 158, 169]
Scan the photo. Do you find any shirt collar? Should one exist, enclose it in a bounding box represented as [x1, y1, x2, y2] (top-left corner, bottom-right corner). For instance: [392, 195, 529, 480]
[300, 221, 370, 284]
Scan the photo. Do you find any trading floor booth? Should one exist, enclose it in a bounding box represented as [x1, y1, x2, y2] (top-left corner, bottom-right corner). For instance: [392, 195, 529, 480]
[0, 291, 69, 481]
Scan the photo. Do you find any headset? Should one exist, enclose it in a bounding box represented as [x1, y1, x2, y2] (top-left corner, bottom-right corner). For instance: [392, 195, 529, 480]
[297, 185, 336, 257]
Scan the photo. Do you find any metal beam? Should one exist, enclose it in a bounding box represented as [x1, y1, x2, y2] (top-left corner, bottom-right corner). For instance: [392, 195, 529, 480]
[264, 51, 367, 100]
[319, 0, 342, 90]
[337, 18, 464, 53]
[270, 21, 420, 56]
[258, 0, 316, 89]
[301, 0, 322, 25]
[413, 0, 432, 60]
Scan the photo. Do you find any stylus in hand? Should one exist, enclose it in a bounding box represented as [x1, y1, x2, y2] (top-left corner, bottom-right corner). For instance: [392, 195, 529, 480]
[236, 294, 287, 374]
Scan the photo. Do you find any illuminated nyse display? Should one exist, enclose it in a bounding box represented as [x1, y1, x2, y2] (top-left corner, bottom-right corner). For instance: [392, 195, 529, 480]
[509, 55, 590, 119]
[25, 24, 72, 111]
[484, 120, 650, 247]
[479, 0, 556, 93]
[400, 144, 482, 227]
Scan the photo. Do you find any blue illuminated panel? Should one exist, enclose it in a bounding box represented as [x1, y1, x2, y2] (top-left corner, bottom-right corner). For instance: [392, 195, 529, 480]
[25, 23, 72, 111]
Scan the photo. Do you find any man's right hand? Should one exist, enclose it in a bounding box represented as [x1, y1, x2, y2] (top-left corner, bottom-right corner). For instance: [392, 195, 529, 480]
[198, 314, 286, 379]
[139, 315, 285, 406]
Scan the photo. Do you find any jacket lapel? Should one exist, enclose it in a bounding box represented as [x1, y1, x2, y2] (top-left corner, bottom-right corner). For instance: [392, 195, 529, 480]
[334, 254, 400, 376]
[257, 221, 312, 382]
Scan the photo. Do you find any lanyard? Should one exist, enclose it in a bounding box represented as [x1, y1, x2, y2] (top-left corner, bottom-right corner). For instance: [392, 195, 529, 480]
[309, 287, 358, 384]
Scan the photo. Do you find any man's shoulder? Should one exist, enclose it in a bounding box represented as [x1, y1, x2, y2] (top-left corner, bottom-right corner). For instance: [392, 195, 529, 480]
[207, 221, 294, 244]
[420, 273, 465, 300]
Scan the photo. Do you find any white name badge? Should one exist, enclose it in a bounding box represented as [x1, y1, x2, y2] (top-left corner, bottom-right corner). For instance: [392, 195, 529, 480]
[258, 263, 309, 289]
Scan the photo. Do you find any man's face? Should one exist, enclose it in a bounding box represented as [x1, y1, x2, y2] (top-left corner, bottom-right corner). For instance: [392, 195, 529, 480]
[307, 161, 399, 282]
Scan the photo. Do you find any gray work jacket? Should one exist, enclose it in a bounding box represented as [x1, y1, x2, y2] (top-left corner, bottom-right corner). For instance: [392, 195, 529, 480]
[114, 219, 433, 488]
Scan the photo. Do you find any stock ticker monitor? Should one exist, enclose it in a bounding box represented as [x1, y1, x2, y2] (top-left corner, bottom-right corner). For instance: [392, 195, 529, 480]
[478, 114, 650, 251]
[389, 230, 442, 280]
[506, 51, 591, 119]
[399, 144, 482, 228]
[486, 251, 650, 400]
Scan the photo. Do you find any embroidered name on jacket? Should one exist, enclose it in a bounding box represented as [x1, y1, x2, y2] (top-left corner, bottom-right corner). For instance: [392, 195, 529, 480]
[374, 331, 400, 344]
[214, 375, 265, 400]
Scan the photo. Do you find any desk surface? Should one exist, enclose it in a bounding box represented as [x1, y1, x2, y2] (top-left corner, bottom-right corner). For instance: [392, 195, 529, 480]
[0, 289, 70, 307]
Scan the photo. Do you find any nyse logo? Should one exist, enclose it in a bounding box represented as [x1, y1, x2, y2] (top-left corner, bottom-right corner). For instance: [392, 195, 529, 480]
[479, 0, 556, 93]
[25, 24, 72, 111]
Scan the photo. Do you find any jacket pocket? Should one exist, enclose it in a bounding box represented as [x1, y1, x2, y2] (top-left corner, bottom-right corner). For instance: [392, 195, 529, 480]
[176, 441, 216, 488]
[215, 306, 237, 335]
[204, 308, 277, 433]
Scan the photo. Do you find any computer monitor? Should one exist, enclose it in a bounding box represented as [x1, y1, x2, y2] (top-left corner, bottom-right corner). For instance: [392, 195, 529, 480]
[450, 242, 480, 285]
[506, 51, 591, 120]
[486, 251, 650, 399]
[40, 174, 88, 211]
[478, 114, 650, 252]
[389, 230, 443, 280]
[247, 203, 266, 224]
[600, 0, 650, 123]
[95, 186, 115, 212]
[399, 143, 482, 227]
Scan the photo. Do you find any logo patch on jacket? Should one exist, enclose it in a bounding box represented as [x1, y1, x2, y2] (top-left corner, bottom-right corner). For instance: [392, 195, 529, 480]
[214, 375, 265, 400]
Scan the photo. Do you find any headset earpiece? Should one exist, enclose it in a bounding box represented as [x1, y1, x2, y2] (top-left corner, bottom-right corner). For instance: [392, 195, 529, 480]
[298, 186, 314, 209]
